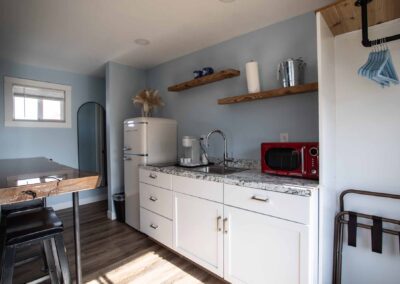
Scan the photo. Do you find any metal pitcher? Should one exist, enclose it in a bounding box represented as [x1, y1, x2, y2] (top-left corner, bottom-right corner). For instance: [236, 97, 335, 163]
[277, 58, 306, 88]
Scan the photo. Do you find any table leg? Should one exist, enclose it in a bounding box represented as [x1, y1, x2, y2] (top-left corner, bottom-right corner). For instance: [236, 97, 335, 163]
[72, 192, 82, 284]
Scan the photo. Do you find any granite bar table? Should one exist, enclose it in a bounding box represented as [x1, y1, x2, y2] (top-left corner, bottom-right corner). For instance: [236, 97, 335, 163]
[0, 157, 101, 283]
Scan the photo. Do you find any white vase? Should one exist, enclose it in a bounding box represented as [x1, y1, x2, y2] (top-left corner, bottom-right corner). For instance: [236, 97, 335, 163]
[142, 102, 150, 117]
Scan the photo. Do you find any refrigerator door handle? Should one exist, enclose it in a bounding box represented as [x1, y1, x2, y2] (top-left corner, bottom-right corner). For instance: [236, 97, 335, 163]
[123, 146, 132, 151]
[124, 121, 148, 125]
[123, 153, 148, 157]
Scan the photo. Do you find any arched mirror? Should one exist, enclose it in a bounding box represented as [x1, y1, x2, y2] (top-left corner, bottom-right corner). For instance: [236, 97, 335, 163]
[77, 102, 107, 187]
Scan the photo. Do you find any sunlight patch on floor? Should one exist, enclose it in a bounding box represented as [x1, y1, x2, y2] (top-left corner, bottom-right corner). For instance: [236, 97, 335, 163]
[86, 248, 205, 284]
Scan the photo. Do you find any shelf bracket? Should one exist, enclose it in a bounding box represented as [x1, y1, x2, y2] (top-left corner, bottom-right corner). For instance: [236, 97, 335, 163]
[355, 0, 400, 47]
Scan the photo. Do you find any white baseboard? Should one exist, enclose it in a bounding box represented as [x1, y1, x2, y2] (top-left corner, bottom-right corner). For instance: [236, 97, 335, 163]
[52, 193, 108, 211]
[107, 210, 116, 220]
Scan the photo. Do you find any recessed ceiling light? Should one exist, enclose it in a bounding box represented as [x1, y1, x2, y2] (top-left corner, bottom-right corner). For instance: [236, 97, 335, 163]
[134, 38, 150, 46]
[219, 0, 235, 3]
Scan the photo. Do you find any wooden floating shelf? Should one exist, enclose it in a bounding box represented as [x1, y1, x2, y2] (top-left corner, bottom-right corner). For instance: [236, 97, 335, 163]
[168, 69, 240, 92]
[316, 0, 400, 36]
[218, 82, 318, 105]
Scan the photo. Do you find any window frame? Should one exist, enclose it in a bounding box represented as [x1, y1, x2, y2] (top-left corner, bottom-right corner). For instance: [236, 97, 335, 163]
[4, 76, 72, 128]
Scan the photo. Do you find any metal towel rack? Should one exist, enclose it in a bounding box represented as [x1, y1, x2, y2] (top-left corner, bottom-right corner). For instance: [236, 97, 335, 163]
[355, 0, 400, 47]
[333, 189, 400, 284]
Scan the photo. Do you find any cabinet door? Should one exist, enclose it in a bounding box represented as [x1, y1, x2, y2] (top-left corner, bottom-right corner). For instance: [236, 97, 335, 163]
[173, 192, 223, 277]
[224, 205, 310, 284]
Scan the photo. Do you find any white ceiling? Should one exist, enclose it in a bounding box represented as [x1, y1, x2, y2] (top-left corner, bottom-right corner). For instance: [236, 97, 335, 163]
[0, 0, 332, 76]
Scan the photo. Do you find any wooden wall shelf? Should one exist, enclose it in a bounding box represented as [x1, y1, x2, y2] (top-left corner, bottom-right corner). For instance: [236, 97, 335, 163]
[218, 82, 318, 105]
[168, 69, 240, 92]
[317, 0, 400, 36]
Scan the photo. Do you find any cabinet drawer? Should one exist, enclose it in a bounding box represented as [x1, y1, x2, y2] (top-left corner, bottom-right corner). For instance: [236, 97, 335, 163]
[139, 169, 172, 189]
[140, 208, 172, 248]
[140, 183, 173, 219]
[224, 184, 311, 224]
[172, 175, 223, 203]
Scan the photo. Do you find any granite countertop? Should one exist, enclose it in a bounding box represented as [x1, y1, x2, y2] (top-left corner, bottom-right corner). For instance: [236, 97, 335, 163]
[140, 163, 319, 197]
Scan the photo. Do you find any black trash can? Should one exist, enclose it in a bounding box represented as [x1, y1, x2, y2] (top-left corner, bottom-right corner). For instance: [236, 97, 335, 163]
[113, 193, 125, 222]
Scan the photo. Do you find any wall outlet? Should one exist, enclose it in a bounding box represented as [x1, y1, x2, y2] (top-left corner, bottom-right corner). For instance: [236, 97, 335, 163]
[280, 133, 289, 142]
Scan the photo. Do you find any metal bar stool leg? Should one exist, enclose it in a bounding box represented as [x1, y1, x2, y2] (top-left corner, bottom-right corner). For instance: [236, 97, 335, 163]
[0, 232, 5, 281]
[54, 234, 71, 284]
[0, 217, 6, 282]
[43, 239, 60, 284]
[51, 239, 62, 280]
[1, 246, 16, 284]
[41, 241, 49, 272]
[73, 192, 82, 284]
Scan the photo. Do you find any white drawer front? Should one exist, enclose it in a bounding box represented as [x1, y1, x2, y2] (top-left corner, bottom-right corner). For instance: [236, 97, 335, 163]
[224, 184, 311, 224]
[139, 169, 172, 189]
[140, 183, 173, 219]
[172, 175, 223, 203]
[140, 208, 173, 248]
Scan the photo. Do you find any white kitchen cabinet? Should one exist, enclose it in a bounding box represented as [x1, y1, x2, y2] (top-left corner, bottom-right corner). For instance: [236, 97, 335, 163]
[139, 168, 172, 189]
[172, 175, 223, 203]
[224, 184, 311, 224]
[139, 182, 173, 219]
[140, 208, 173, 248]
[173, 192, 224, 277]
[223, 205, 311, 284]
[138, 170, 317, 283]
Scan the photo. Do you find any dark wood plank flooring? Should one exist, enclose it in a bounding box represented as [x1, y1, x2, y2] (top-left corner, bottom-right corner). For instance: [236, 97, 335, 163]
[13, 201, 224, 284]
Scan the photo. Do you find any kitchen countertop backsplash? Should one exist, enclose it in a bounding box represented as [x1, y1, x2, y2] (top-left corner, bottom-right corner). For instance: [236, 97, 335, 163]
[141, 158, 318, 197]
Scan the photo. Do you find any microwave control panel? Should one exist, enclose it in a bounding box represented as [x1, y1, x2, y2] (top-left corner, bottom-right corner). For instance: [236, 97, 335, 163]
[308, 146, 319, 177]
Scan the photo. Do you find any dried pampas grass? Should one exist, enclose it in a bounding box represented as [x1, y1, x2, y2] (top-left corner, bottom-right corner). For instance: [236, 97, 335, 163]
[132, 89, 164, 117]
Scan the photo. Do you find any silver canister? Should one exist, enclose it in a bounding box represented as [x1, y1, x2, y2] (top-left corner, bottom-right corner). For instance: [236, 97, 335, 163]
[277, 58, 306, 88]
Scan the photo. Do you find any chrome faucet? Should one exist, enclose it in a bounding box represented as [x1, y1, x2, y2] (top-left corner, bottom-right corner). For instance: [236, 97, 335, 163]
[205, 129, 233, 166]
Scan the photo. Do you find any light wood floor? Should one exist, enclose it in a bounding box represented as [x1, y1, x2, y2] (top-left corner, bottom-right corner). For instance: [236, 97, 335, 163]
[13, 201, 225, 284]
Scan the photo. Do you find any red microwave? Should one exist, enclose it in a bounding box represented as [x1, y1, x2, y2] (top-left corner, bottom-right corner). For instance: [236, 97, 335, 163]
[261, 142, 319, 180]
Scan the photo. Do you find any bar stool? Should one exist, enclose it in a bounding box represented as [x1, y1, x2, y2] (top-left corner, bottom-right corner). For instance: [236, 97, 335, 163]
[1, 199, 48, 270]
[0, 207, 71, 284]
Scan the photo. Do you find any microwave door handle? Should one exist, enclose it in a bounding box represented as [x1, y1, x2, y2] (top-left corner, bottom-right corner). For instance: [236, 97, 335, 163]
[301, 146, 305, 174]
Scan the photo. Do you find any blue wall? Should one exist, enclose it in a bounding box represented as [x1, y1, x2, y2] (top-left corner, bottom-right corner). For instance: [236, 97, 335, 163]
[147, 13, 319, 159]
[0, 59, 107, 208]
[105, 62, 146, 216]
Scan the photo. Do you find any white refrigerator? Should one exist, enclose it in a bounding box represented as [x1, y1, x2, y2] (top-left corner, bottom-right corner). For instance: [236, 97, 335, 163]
[123, 117, 177, 230]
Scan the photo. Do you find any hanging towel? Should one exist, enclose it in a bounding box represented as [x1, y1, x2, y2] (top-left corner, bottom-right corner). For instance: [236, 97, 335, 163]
[371, 216, 383, 253]
[348, 212, 358, 247]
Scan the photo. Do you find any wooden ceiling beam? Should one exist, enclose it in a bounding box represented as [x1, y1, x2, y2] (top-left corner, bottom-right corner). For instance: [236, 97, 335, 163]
[316, 0, 400, 36]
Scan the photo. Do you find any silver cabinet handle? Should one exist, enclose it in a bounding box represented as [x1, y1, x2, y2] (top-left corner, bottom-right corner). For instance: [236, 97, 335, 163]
[150, 224, 158, 229]
[217, 216, 222, 232]
[149, 196, 158, 202]
[149, 173, 157, 179]
[251, 195, 269, 202]
[123, 156, 131, 161]
[223, 218, 228, 234]
[123, 146, 132, 151]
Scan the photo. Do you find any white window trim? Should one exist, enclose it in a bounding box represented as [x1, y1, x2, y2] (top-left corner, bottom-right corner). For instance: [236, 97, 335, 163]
[4, 76, 72, 128]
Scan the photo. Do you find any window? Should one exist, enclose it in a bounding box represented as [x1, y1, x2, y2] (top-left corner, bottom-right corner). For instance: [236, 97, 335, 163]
[4, 77, 71, 128]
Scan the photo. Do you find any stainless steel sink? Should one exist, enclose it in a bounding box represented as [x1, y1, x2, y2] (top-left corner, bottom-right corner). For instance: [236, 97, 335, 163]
[191, 165, 248, 175]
